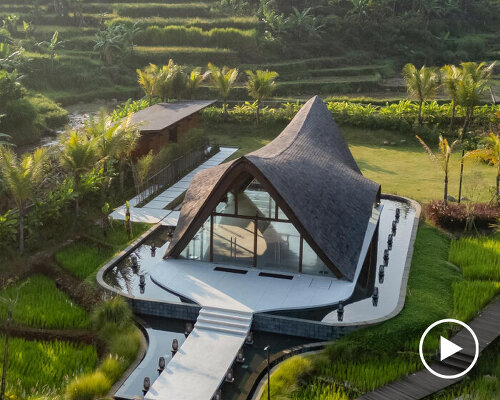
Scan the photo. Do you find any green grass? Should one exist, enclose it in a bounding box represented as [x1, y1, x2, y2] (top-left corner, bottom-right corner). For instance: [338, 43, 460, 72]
[132, 45, 240, 66]
[55, 221, 151, 279]
[201, 122, 497, 203]
[449, 235, 500, 281]
[261, 224, 460, 399]
[1, 337, 98, 397]
[0, 275, 90, 329]
[113, 3, 210, 18]
[56, 241, 115, 280]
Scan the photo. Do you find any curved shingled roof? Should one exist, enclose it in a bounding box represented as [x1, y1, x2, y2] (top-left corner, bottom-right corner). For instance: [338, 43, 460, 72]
[165, 96, 380, 281]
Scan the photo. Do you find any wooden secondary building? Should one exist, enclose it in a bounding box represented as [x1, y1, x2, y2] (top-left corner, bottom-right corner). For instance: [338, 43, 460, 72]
[129, 100, 215, 159]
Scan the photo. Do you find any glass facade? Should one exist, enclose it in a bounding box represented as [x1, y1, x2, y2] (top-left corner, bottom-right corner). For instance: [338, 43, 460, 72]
[178, 178, 333, 277]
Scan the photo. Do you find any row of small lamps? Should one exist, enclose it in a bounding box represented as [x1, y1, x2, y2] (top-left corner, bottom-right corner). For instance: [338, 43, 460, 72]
[337, 207, 400, 322]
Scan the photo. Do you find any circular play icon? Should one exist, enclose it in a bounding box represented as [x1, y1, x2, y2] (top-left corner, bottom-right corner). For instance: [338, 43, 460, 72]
[419, 319, 479, 379]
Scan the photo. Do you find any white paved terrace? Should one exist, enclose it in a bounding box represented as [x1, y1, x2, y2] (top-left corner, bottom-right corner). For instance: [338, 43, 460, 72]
[110, 147, 238, 225]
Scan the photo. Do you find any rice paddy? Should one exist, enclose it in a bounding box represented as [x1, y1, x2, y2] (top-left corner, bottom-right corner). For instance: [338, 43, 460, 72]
[0, 275, 90, 330]
[453, 280, 500, 321]
[1, 337, 98, 397]
[449, 235, 500, 281]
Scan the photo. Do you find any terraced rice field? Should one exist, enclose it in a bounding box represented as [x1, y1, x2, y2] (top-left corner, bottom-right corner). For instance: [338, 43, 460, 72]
[0, 0, 406, 103]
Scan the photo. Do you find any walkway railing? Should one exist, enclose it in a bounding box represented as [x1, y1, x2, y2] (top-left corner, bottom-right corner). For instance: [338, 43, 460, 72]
[135, 139, 215, 204]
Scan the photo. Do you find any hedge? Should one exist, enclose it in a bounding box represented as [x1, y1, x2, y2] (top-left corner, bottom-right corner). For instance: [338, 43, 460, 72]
[114, 3, 211, 18]
[108, 16, 258, 30]
[135, 25, 258, 52]
[131, 45, 240, 66]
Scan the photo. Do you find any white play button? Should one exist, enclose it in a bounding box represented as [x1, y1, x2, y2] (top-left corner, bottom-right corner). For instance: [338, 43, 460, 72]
[440, 336, 463, 361]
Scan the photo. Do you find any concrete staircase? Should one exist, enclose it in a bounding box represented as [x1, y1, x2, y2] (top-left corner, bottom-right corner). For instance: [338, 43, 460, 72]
[195, 307, 253, 337]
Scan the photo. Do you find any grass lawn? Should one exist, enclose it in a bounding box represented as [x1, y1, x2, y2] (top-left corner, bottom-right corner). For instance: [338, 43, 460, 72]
[0, 275, 90, 330]
[202, 121, 497, 203]
[56, 221, 152, 280]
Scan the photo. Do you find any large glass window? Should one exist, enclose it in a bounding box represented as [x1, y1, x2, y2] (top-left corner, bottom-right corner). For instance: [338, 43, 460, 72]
[301, 240, 332, 276]
[179, 217, 210, 261]
[177, 179, 333, 277]
[257, 220, 300, 273]
[213, 215, 255, 267]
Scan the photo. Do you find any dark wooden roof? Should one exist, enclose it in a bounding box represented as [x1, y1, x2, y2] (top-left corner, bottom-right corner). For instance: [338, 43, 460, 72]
[165, 96, 380, 281]
[130, 100, 216, 133]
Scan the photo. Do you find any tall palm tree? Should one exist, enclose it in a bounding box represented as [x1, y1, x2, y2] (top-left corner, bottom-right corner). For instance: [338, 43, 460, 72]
[206, 63, 238, 117]
[137, 64, 157, 106]
[465, 132, 500, 204]
[440, 64, 462, 133]
[245, 70, 279, 124]
[85, 110, 139, 194]
[402, 63, 439, 124]
[155, 59, 187, 102]
[416, 135, 458, 206]
[185, 67, 205, 99]
[0, 146, 49, 251]
[455, 61, 495, 203]
[59, 131, 97, 215]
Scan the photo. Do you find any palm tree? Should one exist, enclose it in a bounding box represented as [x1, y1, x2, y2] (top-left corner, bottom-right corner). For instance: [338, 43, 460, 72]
[59, 131, 97, 215]
[455, 61, 495, 203]
[416, 135, 458, 206]
[402, 63, 439, 124]
[0, 146, 49, 251]
[185, 67, 205, 99]
[206, 63, 238, 117]
[465, 132, 500, 204]
[85, 110, 139, 194]
[137, 65, 157, 106]
[245, 70, 279, 124]
[155, 59, 187, 102]
[440, 64, 462, 133]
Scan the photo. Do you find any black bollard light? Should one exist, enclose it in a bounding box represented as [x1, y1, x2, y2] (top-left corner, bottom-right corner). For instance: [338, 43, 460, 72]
[151, 241, 156, 257]
[184, 322, 193, 337]
[158, 356, 165, 373]
[383, 249, 389, 266]
[212, 389, 222, 400]
[395, 207, 400, 222]
[143, 377, 151, 394]
[337, 302, 344, 322]
[225, 368, 234, 383]
[131, 254, 138, 269]
[387, 233, 393, 250]
[372, 287, 379, 307]
[245, 331, 254, 345]
[171, 339, 179, 357]
[379, 265, 385, 284]
[236, 348, 245, 363]
[392, 220, 397, 235]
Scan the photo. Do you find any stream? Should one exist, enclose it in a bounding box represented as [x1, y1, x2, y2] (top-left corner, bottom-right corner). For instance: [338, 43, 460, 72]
[16, 99, 119, 154]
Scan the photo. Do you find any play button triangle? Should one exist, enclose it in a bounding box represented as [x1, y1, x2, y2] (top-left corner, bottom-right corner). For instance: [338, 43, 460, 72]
[440, 336, 463, 361]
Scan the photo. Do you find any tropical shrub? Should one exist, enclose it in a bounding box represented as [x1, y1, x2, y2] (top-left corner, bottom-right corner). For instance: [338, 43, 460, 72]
[91, 296, 132, 331]
[0, 209, 18, 244]
[425, 201, 500, 230]
[64, 371, 111, 400]
[111, 98, 152, 121]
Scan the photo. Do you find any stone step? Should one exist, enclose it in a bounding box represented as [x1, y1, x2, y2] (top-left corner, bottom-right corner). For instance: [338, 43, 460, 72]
[202, 306, 253, 318]
[199, 308, 252, 323]
[197, 315, 250, 330]
[195, 322, 249, 337]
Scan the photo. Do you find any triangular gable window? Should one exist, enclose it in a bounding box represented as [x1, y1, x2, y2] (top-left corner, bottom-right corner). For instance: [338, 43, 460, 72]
[178, 177, 332, 276]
